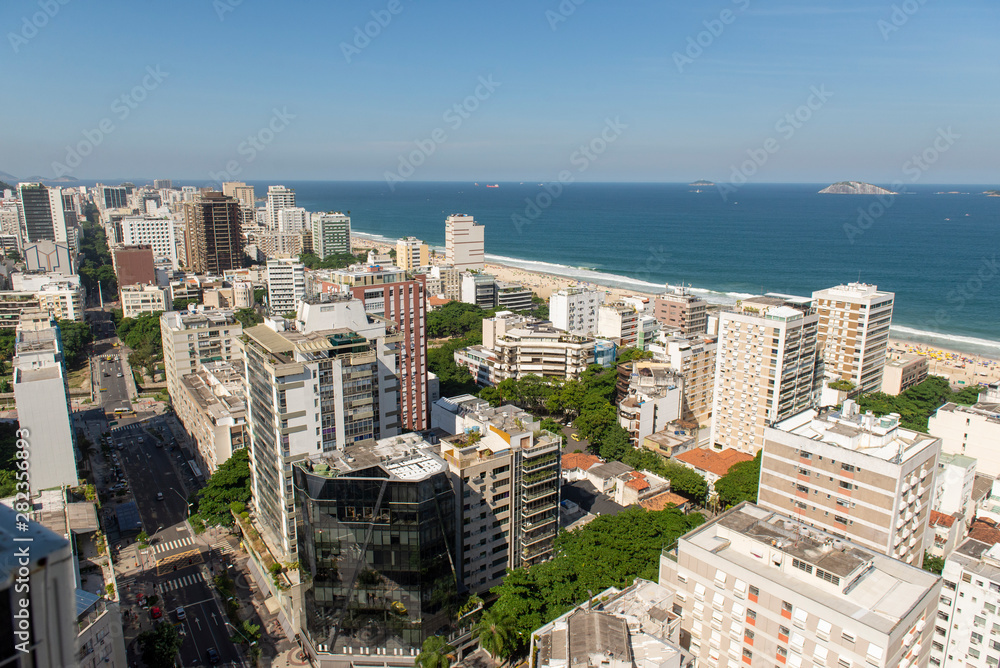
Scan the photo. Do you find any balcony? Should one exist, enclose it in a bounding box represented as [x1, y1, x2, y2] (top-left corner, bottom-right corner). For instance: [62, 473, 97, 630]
[523, 455, 558, 473]
[523, 502, 557, 518]
[521, 531, 553, 548]
[523, 470, 557, 487]
[523, 486, 558, 502]
[523, 513, 557, 531]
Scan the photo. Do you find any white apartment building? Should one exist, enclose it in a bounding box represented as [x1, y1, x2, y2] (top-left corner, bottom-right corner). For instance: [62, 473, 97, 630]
[120, 283, 172, 318]
[650, 332, 718, 426]
[549, 286, 605, 335]
[222, 181, 255, 208]
[618, 370, 684, 445]
[174, 361, 247, 475]
[422, 264, 461, 301]
[311, 212, 351, 258]
[161, 309, 242, 405]
[710, 299, 818, 453]
[813, 283, 894, 394]
[432, 395, 562, 592]
[597, 302, 638, 347]
[636, 313, 661, 350]
[934, 539, 1000, 668]
[661, 503, 941, 668]
[120, 215, 178, 265]
[935, 452, 977, 523]
[266, 258, 306, 315]
[396, 236, 428, 271]
[759, 402, 941, 566]
[277, 206, 308, 234]
[12, 310, 79, 495]
[929, 384, 1000, 476]
[479, 311, 595, 383]
[265, 185, 296, 230]
[444, 213, 484, 271]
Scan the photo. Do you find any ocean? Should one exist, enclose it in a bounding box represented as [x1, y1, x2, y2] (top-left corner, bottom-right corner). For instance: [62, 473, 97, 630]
[181, 180, 1000, 356]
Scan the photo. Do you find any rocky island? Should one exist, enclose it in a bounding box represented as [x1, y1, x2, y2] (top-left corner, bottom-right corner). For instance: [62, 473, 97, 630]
[689, 180, 715, 187]
[819, 181, 897, 195]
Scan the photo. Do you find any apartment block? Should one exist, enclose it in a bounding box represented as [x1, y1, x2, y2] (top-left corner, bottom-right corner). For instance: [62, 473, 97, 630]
[929, 384, 1000, 476]
[422, 264, 461, 301]
[174, 361, 247, 474]
[444, 213, 484, 271]
[550, 286, 605, 335]
[27, 280, 85, 321]
[615, 363, 684, 444]
[18, 182, 70, 245]
[265, 185, 296, 230]
[460, 271, 497, 308]
[495, 281, 533, 311]
[23, 239, 74, 275]
[660, 503, 940, 668]
[396, 236, 429, 271]
[120, 283, 172, 318]
[111, 244, 156, 289]
[653, 285, 707, 335]
[311, 212, 351, 258]
[182, 191, 243, 274]
[597, 301, 639, 347]
[432, 395, 561, 592]
[650, 333, 718, 426]
[13, 309, 79, 494]
[161, 308, 242, 405]
[239, 297, 401, 561]
[933, 539, 1000, 668]
[881, 354, 929, 395]
[119, 215, 177, 265]
[934, 452, 977, 524]
[710, 299, 818, 453]
[478, 311, 594, 383]
[266, 258, 306, 315]
[222, 181, 255, 208]
[277, 206, 308, 234]
[813, 283, 894, 394]
[759, 401, 941, 566]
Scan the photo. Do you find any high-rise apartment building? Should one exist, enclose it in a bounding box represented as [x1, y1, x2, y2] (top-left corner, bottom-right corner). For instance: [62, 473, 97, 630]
[396, 236, 429, 271]
[661, 503, 940, 668]
[710, 298, 818, 453]
[813, 283, 894, 394]
[174, 361, 247, 475]
[12, 309, 78, 494]
[653, 285, 707, 335]
[153, 178, 173, 190]
[934, 539, 1000, 668]
[432, 395, 562, 593]
[161, 308, 242, 405]
[239, 297, 402, 561]
[265, 185, 296, 230]
[292, 432, 458, 657]
[222, 181, 255, 208]
[120, 284, 172, 318]
[277, 206, 308, 234]
[95, 184, 128, 209]
[478, 311, 595, 383]
[182, 191, 243, 274]
[120, 215, 177, 265]
[310, 212, 351, 259]
[759, 401, 940, 566]
[444, 213, 484, 271]
[17, 183, 69, 244]
[549, 286, 605, 335]
[266, 258, 306, 315]
[649, 332, 718, 426]
[596, 302, 638, 347]
[929, 384, 1000, 477]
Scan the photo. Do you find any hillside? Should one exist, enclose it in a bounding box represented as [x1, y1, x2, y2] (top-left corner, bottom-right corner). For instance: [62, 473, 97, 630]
[819, 181, 897, 195]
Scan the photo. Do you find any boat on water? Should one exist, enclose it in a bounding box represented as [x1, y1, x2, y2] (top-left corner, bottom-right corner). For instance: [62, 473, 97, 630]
[486, 184, 499, 188]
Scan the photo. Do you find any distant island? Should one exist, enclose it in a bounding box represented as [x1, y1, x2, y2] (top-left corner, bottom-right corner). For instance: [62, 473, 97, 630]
[24, 175, 79, 183]
[689, 180, 715, 186]
[819, 181, 897, 195]
[985, 190, 1000, 197]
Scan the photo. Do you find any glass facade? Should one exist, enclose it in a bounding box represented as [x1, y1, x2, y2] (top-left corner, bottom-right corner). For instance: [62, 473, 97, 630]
[294, 463, 459, 653]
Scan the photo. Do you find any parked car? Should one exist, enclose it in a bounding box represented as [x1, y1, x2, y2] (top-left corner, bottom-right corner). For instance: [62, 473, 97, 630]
[150, 606, 162, 619]
[175, 607, 186, 620]
[157, 492, 164, 501]
[206, 648, 220, 664]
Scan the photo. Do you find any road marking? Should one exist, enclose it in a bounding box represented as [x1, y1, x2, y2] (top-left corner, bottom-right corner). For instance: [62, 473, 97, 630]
[159, 571, 207, 592]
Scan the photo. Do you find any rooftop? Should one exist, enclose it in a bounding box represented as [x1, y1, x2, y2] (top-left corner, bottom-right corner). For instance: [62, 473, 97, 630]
[674, 447, 753, 478]
[298, 433, 446, 482]
[562, 452, 602, 472]
[929, 510, 957, 529]
[639, 490, 689, 511]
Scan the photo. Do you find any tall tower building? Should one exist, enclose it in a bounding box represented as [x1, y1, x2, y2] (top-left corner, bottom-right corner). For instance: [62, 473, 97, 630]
[182, 191, 244, 274]
[95, 184, 128, 209]
[758, 402, 940, 566]
[222, 181, 255, 208]
[266, 258, 306, 315]
[12, 309, 79, 494]
[710, 297, 818, 453]
[550, 286, 605, 335]
[653, 285, 708, 335]
[276, 206, 308, 234]
[444, 213, 484, 271]
[396, 236, 429, 271]
[265, 185, 296, 230]
[311, 212, 351, 258]
[812, 282, 894, 394]
[161, 309, 242, 405]
[17, 183, 68, 244]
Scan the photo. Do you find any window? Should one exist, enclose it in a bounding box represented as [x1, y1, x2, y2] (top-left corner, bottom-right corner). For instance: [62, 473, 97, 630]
[745, 629, 755, 640]
[747, 609, 757, 622]
[976, 615, 987, 628]
[838, 659, 852, 668]
[839, 480, 854, 490]
[782, 601, 793, 614]
[743, 649, 753, 659]
[963, 573, 972, 583]
[841, 463, 856, 472]
[779, 626, 790, 641]
[931, 641, 944, 652]
[777, 647, 788, 658]
[937, 611, 949, 621]
[970, 649, 982, 659]
[749, 585, 760, 602]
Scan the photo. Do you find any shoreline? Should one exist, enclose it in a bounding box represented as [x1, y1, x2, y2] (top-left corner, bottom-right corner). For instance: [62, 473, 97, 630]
[350, 234, 1000, 384]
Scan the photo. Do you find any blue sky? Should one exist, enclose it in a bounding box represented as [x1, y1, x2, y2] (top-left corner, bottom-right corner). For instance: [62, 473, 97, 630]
[2, 0, 998, 183]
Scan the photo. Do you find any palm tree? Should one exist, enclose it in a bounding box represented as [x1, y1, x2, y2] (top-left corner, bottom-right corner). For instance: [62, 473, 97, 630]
[415, 635, 454, 668]
[472, 608, 518, 662]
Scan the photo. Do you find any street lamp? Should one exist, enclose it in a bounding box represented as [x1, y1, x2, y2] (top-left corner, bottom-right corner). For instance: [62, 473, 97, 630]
[171, 489, 193, 518]
[226, 621, 258, 647]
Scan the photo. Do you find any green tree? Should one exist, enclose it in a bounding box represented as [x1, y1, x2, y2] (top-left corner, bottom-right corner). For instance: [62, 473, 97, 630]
[856, 376, 983, 432]
[299, 251, 367, 270]
[193, 448, 251, 527]
[714, 451, 762, 507]
[922, 552, 945, 575]
[473, 608, 518, 661]
[234, 308, 263, 329]
[137, 530, 149, 547]
[415, 635, 455, 668]
[616, 347, 653, 364]
[172, 297, 200, 312]
[137, 622, 183, 668]
[57, 319, 93, 366]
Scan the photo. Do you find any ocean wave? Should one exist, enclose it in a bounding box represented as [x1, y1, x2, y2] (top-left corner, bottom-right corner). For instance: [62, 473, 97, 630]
[889, 326, 1000, 355]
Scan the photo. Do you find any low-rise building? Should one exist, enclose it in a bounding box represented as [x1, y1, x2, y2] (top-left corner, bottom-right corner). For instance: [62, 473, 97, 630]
[927, 510, 963, 561]
[120, 283, 171, 317]
[881, 353, 929, 395]
[174, 361, 247, 474]
[485, 312, 594, 382]
[495, 280, 533, 311]
[929, 384, 1000, 476]
[617, 369, 684, 445]
[597, 301, 639, 347]
[935, 452, 977, 526]
[673, 447, 753, 498]
[661, 503, 941, 668]
[643, 425, 698, 459]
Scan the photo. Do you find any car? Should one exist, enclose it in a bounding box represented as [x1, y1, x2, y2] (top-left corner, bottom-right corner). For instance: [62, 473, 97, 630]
[137, 437, 143, 443]
[103, 372, 110, 377]
[571, 433, 581, 441]
[206, 648, 220, 664]
[175, 607, 186, 620]
[157, 492, 164, 501]
[117, 372, 123, 378]
[150, 606, 162, 619]
[100, 388, 108, 392]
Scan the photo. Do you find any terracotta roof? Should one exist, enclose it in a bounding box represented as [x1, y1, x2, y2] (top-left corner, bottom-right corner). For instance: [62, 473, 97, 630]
[969, 518, 1000, 546]
[625, 477, 650, 491]
[674, 448, 753, 478]
[929, 510, 957, 528]
[640, 491, 689, 511]
[562, 452, 602, 472]
[428, 296, 452, 306]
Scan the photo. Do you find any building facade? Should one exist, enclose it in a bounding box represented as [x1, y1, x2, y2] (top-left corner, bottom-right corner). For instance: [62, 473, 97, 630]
[174, 361, 247, 474]
[881, 354, 929, 395]
[311, 212, 351, 258]
[550, 286, 605, 335]
[119, 216, 177, 265]
[813, 283, 894, 394]
[266, 258, 306, 315]
[395, 236, 428, 271]
[929, 384, 1000, 477]
[120, 283, 172, 318]
[265, 185, 296, 230]
[161, 309, 243, 405]
[183, 191, 244, 274]
[653, 285, 708, 335]
[650, 333, 718, 426]
[934, 539, 1000, 668]
[444, 213, 484, 271]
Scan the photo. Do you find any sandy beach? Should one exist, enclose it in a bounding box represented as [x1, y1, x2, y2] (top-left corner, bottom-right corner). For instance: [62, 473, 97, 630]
[351, 235, 1000, 387]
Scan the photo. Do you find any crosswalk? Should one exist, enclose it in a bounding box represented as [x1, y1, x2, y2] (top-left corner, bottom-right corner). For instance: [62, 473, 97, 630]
[117, 575, 136, 589]
[102, 354, 120, 361]
[112, 423, 143, 434]
[211, 539, 237, 557]
[153, 537, 194, 554]
[157, 571, 207, 593]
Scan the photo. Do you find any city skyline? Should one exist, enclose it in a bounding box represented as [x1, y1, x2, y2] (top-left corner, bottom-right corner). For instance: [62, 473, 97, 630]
[3, 0, 997, 184]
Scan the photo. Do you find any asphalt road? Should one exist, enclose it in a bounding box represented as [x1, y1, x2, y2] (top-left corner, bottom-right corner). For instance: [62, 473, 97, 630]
[115, 424, 190, 530]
